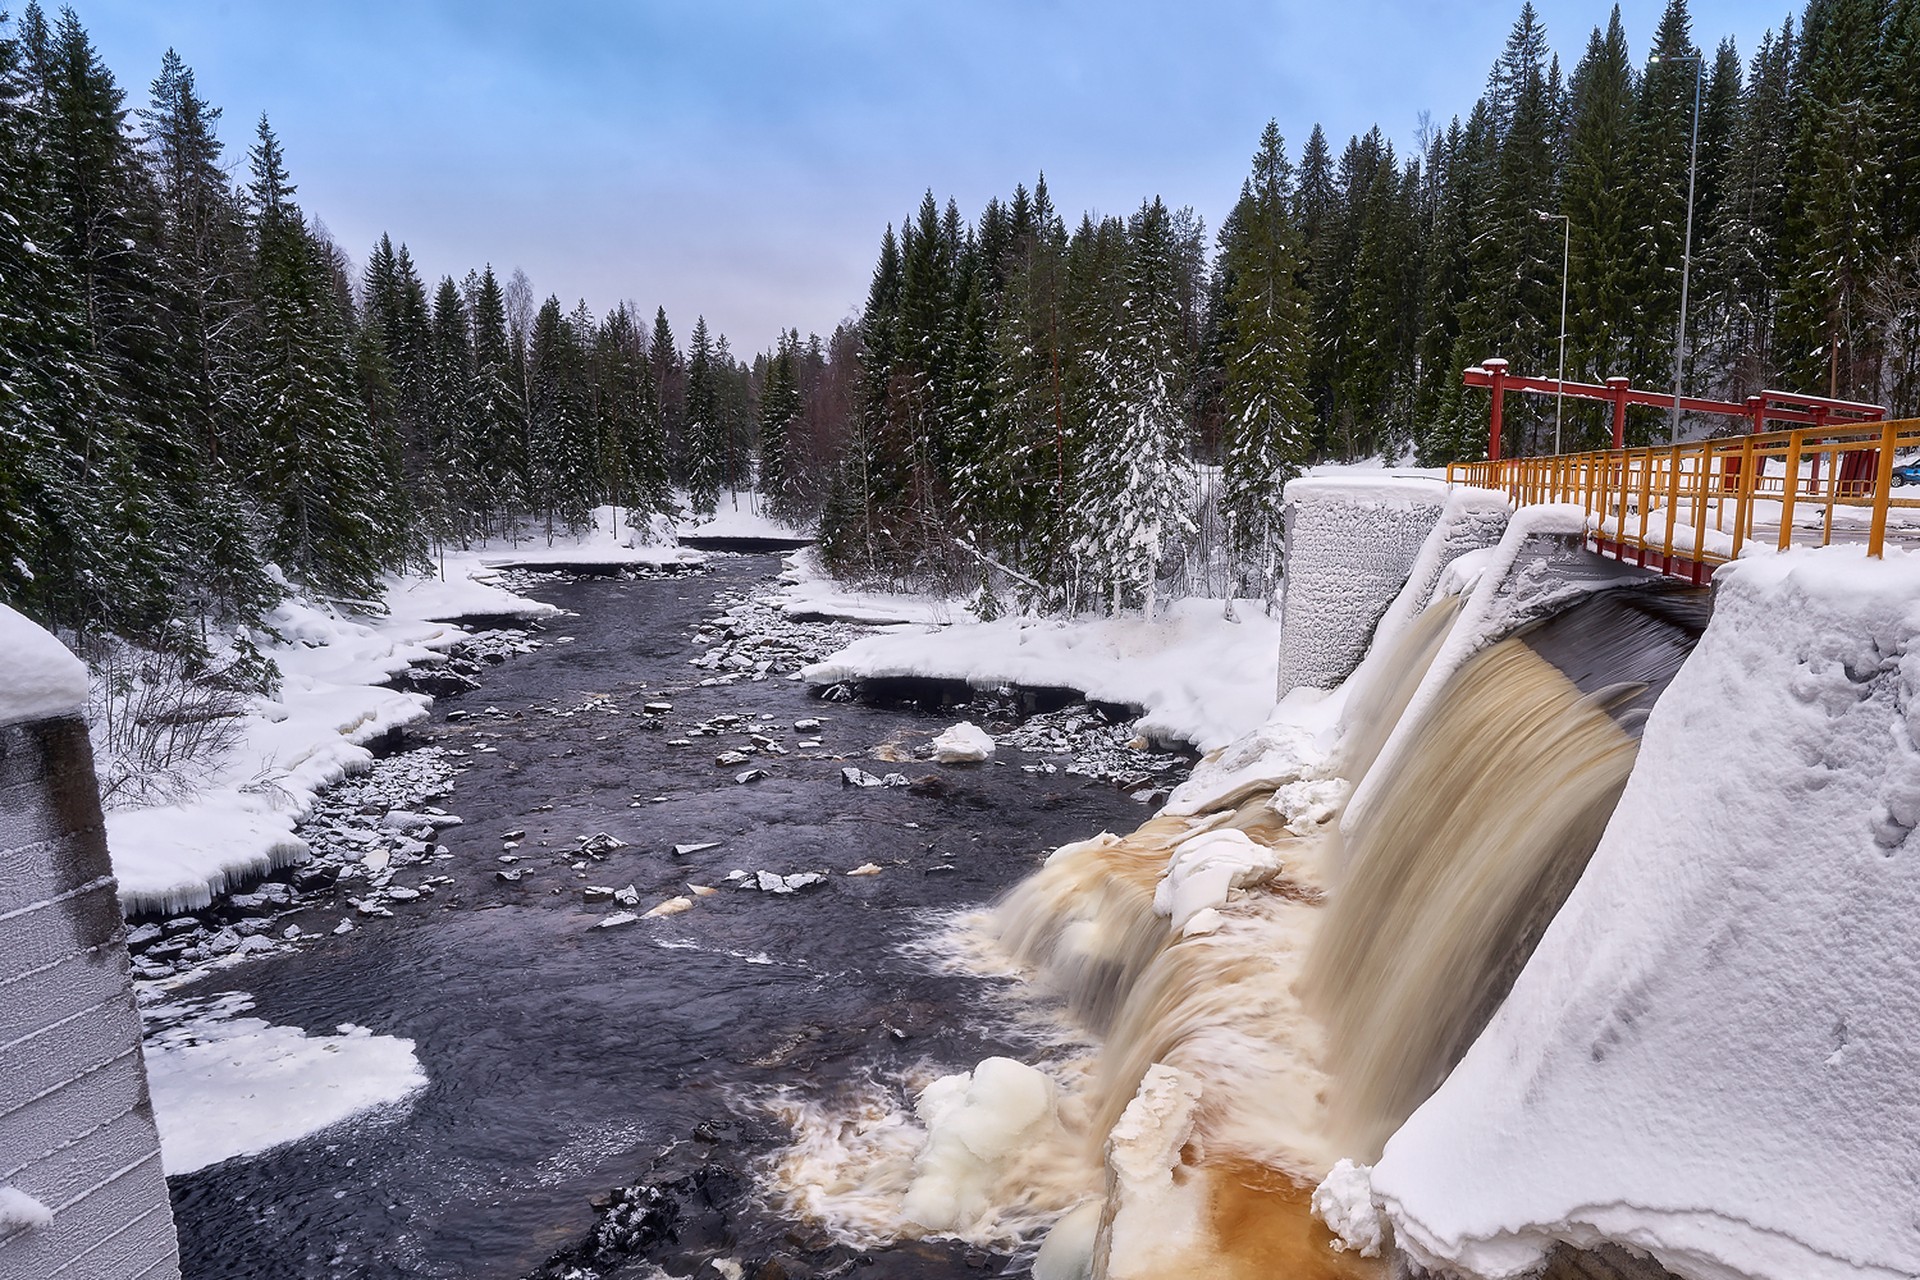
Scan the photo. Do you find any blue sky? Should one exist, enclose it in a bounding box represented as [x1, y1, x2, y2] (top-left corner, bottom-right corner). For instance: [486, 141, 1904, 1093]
[76, 1, 1785, 355]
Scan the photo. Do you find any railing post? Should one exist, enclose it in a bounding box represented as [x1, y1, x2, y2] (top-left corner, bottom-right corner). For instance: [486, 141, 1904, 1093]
[1663, 445, 1683, 567]
[1691, 443, 1712, 579]
[1637, 448, 1655, 556]
[1823, 443, 1839, 546]
[1732, 435, 1755, 559]
[1485, 358, 1508, 462]
[1869, 419, 1897, 557]
[1746, 394, 1765, 435]
[1779, 430, 1803, 551]
[1597, 449, 1614, 534]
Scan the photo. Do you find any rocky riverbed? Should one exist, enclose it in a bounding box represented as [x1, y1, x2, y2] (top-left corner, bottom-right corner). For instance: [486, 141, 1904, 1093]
[157, 553, 1192, 1280]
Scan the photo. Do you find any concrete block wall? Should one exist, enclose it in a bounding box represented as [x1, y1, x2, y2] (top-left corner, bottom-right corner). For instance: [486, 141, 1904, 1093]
[1278, 476, 1451, 697]
[0, 714, 179, 1280]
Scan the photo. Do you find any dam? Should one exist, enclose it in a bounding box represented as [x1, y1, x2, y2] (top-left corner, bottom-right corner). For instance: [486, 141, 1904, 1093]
[767, 470, 1920, 1280]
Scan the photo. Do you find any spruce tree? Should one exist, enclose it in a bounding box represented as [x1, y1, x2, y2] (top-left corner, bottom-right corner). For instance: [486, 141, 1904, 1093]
[526, 294, 594, 535]
[684, 315, 724, 517]
[1219, 122, 1315, 605]
[0, 7, 126, 633]
[1074, 198, 1195, 618]
[1561, 9, 1638, 440]
[137, 47, 272, 620]
[597, 303, 669, 521]
[428, 275, 480, 543]
[469, 265, 528, 532]
[758, 332, 803, 522]
[1778, 0, 1886, 398]
[1628, 0, 1703, 413]
[243, 115, 386, 598]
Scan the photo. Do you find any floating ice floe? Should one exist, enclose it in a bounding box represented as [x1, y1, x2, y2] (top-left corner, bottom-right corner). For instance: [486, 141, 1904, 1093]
[931, 721, 995, 763]
[143, 993, 426, 1176]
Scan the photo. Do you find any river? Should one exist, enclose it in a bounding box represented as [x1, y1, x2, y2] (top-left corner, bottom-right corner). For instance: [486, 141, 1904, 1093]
[165, 553, 1157, 1280]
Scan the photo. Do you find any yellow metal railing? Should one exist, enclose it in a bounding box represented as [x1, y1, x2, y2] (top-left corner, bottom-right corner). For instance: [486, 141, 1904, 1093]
[1446, 419, 1920, 577]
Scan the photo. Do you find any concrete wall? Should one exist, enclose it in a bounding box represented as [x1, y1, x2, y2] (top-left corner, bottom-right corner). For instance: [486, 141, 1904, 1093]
[0, 714, 179, 1280]
[1278, 476, 1450, 697]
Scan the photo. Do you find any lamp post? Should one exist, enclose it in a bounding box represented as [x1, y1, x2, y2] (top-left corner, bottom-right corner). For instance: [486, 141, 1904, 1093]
[1651, 50, 1704, 445]
[1537, 209, 1570, 455]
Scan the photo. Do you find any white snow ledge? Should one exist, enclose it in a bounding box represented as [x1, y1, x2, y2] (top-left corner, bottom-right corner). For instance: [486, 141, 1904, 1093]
[0, 603, 88, 728]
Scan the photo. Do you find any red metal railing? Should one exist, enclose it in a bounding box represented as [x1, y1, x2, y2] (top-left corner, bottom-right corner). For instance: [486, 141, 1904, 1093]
[1462, 359, 1884, 459]
[1447, 420, 1920, 583]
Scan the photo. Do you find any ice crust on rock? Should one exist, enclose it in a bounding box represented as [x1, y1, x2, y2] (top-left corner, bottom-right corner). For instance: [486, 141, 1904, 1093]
[930, 721, 995, 763]
[1372, 545, 1920, 1280]
[1311, 1159, 1385, 1256]
[1152, 827, 1281, 933]
[1102, 1063, 1204, 1277]
[900, 1057, 1069, 1235]
[0, 603, 88, 727]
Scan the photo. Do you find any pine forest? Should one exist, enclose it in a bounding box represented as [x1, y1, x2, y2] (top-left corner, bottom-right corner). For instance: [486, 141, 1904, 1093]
[4, 0, 1919, 648]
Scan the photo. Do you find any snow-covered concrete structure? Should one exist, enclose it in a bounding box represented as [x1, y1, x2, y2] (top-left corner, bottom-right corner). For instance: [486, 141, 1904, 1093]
[0, 607, 178, 1279]
[1366, 546, 1920, 1280]
[1278, 476, 1449, 697]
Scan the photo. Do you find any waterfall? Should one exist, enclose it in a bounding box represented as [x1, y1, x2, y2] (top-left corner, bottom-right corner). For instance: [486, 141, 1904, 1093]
[759, 583, 1708, 1278]
[1305, 637, 1640, 1158]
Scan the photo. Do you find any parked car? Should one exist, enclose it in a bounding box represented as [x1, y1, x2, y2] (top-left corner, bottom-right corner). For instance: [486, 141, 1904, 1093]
[1893, 461, 1920, 487]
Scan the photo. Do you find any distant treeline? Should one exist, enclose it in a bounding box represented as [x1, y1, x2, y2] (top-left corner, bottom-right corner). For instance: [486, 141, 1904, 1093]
[809, 0, 1920, 608]
[0, 2, 808, 648]
[5, 0, 1918, 643]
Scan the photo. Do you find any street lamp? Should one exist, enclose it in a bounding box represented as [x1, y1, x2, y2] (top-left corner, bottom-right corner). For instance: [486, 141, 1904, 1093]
[1650, 50, 1704, 445]
[1537, 209, 1570, 455]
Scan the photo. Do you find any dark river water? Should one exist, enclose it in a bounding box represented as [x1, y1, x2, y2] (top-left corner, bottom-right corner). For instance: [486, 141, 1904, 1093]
[167, 554, 1151, 1280]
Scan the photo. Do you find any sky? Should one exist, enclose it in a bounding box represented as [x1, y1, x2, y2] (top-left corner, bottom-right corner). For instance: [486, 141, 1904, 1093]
[74, 0, 1787, 357]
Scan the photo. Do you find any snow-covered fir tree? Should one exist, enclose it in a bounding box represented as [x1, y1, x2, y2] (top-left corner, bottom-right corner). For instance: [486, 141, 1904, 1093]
[1073, 198, 1196, 619]
[684, 316, 724, 517]
[1218, 122, 1314, 608]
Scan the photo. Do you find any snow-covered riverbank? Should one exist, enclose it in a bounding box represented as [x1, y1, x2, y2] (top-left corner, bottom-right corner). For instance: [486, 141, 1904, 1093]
[779, 553, 1281, 753]
[106, 509, 701, 918]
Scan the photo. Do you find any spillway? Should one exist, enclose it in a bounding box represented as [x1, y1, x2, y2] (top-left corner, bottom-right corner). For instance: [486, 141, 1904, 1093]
[760, 491, 1721, 1279]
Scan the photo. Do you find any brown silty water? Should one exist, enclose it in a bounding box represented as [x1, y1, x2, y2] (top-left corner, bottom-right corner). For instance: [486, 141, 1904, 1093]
[954, 586, 1708, 1278]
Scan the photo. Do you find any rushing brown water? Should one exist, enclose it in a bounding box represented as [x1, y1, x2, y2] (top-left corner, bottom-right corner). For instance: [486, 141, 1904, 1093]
[1306, 638, 1639, 1158]
[808, 583, 1711, 1280]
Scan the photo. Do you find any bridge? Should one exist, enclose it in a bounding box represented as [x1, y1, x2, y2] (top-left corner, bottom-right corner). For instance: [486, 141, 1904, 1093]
[1452, 361, 1920, 584]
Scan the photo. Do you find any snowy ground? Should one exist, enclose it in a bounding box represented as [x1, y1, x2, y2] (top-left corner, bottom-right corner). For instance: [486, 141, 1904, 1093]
[782, 554, 1280, 753]
[770, 550, 955, 626]
[448, 504, 706, 570]
[103, 508, 703, 918]
[675, 489, 811, 542]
